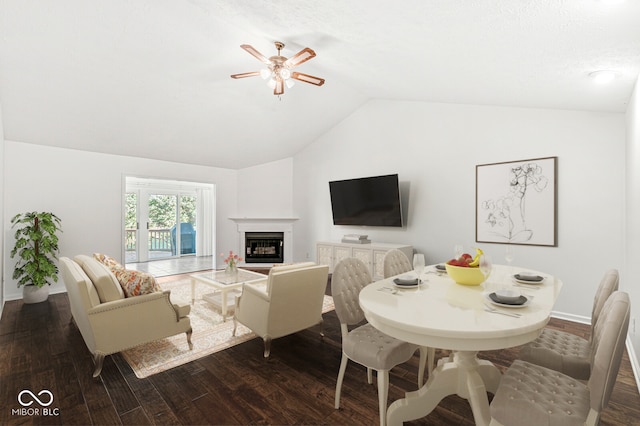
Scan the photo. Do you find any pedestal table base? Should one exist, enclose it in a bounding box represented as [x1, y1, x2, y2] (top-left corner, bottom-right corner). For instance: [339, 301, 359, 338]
[387, 351, 502, 426]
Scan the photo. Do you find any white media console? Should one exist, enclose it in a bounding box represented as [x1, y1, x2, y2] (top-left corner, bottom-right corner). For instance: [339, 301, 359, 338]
[316, 241, 413, 281]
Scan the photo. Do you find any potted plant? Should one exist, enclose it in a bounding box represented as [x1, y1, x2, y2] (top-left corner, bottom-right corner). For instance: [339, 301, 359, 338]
[10, 211, 62, 304]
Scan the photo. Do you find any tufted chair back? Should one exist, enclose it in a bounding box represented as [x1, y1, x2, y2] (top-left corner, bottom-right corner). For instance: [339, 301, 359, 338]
[517, 268, 621, 381]
[588, 291, 630, 417]
[490, 291, 630, 426]
[382, 249, 412, 278]
[331, 256, 427, 426]
[590, 269, 619, 336]
[331, 258, 372, 328]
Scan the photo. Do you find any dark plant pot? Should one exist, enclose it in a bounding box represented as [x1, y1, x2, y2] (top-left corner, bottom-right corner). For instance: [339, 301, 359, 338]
[23, 285, 49, 304]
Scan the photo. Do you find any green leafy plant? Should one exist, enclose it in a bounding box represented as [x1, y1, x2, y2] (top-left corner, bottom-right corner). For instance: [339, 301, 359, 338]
[10, 211, 62, 288]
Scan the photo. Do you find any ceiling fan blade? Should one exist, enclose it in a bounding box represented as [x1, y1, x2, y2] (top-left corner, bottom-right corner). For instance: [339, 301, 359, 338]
[240, 44, 271, 65]
[283, 47, 316, 68]
[230, 71, 261, 79]
[274, 79, 284, 95]
[291, 71, 325, 86]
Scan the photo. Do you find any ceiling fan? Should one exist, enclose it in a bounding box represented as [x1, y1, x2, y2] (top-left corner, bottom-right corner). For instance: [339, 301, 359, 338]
[230, 41, 325, 96]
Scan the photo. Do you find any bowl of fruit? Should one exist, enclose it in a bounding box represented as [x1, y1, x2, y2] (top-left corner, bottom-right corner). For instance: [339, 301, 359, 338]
[444, 249, 486, 286]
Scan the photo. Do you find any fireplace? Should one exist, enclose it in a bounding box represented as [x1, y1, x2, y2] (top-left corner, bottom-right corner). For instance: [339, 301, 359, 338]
[232, 218, 297, 266]
[245, 232, 284, 263]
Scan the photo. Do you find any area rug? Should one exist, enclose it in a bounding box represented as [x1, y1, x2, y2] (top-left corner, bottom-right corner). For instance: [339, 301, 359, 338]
[121, 277, 335, 378]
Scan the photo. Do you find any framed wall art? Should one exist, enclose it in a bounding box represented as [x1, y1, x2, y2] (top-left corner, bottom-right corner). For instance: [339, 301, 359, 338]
[476, 156, 557, 246]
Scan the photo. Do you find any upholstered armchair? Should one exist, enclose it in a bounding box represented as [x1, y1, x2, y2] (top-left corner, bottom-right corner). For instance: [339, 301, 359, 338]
[233, 262, 329, 357]
[60, 256, 192, 377]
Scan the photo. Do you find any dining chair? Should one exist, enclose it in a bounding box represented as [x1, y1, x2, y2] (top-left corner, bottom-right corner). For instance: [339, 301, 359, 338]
[489, 291, 630, 426]
[331, 257, 428, 426]
[518, 269, 619, 380]
[382, 249, 413, 278]
[383, 249, 436, 376]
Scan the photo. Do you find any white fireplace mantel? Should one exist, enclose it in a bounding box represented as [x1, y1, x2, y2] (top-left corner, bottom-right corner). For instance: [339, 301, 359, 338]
[230, 218, 299, 265]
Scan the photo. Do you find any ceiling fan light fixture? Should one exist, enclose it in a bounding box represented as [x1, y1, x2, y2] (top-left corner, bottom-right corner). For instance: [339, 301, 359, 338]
[231, 41, 325, 96]
[279, 67, 292, 80]
[260, 68, 272, 80]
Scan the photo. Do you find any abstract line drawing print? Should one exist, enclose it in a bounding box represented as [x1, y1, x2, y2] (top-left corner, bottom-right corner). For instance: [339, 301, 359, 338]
[476, 157, 557, 246]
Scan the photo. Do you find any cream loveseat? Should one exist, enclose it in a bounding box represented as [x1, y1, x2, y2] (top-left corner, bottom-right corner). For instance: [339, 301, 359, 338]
[233, 262, 329, 357]
[60, 255, 192, 377]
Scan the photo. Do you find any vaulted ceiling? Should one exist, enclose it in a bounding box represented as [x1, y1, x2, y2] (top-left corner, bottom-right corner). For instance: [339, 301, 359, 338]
[1, 0, 639, 169]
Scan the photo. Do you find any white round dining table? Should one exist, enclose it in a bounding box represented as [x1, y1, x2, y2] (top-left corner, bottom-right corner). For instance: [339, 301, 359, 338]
[358, 264, 563, 426]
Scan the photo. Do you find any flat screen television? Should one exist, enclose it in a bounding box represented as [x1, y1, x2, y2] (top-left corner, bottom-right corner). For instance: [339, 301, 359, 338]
[329, 174, 403, 227]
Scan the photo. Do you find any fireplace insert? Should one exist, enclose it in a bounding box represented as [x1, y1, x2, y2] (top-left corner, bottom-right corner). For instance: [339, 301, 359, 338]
[245, 232, 284, 263]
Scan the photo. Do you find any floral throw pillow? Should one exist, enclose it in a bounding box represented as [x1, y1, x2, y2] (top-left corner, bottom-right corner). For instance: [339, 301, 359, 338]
[112, 268, 161, 297]
[93, 252, 160, 297]
[93, 253, 124, 270]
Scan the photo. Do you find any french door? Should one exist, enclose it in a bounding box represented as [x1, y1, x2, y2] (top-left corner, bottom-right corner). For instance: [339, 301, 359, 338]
[125, 190, 197, 263]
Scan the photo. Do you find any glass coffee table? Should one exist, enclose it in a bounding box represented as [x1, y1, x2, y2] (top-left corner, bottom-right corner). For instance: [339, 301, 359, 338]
[190, 268, 267, 321]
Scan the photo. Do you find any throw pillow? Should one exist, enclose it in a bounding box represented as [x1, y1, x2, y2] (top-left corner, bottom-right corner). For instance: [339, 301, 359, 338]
[113, 269, 161, 297]
[93, 253, 124, 270]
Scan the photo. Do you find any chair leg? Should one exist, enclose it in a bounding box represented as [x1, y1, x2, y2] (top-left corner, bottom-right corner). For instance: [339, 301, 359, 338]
[319, 317, 325, 339]
[367, 367, 373, 384]
[335, 353, 349, 409]
[232, 318, 238, 336]
[186, 328, 193, 350]
[428, 346, 436, 376]
[416, 346, 435, 387]
[263, 337, 271, 358]
[377, 369, 390, 426]
[92, 353, 105, 378]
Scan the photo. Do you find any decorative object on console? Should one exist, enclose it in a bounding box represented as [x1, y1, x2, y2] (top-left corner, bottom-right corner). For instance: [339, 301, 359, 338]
[476, 156, 557, 246]
[10, 211, 62, 304]
[341, 234, 371, 244]
[230, 41, 325, 96]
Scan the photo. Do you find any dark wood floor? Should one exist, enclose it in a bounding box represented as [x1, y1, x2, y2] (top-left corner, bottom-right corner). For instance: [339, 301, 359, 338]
[1, 278, 639, 425]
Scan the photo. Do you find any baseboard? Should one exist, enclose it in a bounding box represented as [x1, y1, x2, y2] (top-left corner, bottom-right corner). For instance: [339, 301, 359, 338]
[3, 287, 67, 302]
[551, 310, 591, 325]
[626, 336, 640, 393]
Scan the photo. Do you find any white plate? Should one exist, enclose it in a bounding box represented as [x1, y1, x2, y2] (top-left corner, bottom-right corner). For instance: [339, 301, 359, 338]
[393, 283, 419, 289]
[486, 293, 531, 308]
[393, 280, 419, 289]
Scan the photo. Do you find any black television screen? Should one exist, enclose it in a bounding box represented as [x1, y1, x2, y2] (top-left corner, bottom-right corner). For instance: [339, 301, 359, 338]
[329, 174, 403, 227]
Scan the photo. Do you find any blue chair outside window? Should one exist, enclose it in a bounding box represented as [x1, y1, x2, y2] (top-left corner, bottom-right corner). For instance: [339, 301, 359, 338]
[171, 223, 196, 255]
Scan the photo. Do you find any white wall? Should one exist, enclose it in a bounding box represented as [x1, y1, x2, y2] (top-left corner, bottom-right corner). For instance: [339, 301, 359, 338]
[293, 99, 625, 321]
[2, 141, 239, 301]
[236, 157, 294, 217]
[626, 76, 640, 359]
